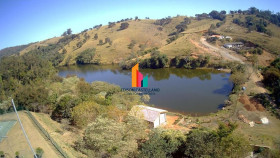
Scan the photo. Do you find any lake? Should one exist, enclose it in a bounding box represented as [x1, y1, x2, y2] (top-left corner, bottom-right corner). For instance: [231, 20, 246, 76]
[58, 65, 233, 115]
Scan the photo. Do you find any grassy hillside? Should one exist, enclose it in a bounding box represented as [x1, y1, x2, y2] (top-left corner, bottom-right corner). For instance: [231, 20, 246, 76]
[3, 14, 277, 66]
[0, 43, 32, 58]
[215, 14, 280, 54]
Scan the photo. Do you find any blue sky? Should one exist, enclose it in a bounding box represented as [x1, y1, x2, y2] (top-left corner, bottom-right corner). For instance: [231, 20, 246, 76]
[0, 0, 279, 49]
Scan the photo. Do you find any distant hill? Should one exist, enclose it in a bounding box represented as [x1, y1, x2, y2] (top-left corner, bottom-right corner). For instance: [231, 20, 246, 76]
[2, 7, 280, 66]
[0, 43, 32, 58]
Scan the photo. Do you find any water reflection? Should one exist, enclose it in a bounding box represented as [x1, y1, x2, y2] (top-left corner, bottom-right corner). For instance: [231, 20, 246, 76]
[58, 65, 233, 115]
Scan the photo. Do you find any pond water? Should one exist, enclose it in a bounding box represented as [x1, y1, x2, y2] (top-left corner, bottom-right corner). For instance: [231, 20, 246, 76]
[58, 65, 233, 115]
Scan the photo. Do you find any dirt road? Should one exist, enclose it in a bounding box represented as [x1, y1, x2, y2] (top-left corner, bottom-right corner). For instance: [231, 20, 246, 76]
[200, 37, 244, 64]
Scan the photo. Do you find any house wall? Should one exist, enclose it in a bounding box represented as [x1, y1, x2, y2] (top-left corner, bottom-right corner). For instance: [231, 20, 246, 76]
[224, 44, 232, 48]
[160, 113, 166, 124]
[153, 117, 160, 128]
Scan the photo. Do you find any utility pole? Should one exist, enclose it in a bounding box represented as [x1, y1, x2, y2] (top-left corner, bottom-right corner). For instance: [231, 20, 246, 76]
[11, 99, 38, 158]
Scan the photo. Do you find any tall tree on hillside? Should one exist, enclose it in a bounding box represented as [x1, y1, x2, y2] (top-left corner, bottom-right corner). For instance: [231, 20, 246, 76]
[220, 10, 227, 14]
[62, 31, 67, 36]
[67, 28, 72, 35]
[135, 16, 139, 21]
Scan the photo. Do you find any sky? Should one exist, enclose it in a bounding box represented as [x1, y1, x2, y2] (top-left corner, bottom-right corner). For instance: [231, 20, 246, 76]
[0, 0, 279, 50]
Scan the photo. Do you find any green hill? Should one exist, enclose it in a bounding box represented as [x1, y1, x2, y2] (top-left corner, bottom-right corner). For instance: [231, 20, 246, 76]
[2, 10, 280, 66]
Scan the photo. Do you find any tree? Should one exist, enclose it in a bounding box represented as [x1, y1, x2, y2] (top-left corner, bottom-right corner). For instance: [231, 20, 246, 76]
[76, 48, 96, 64]
[108, 22, 116, 28]
[248, 7, 259, 14]
[233, 18, 241, 25]
[71, 101, 103, 127]
[238, 9, 242, 14]
[230, 71, 247, 86]
[184, 122, 251, 158]
[105, 37, 111, 44]
[140, 129, 186, 158]
[94, 33, 98, 40]
[36, 147, 44, 158]
[15, 151, 20, 158]
[66, 28, 72, 35]
[135, 16, 138, 21]
[62, 31, 67, 36]
[99, 39, 103, 45]
[76, 117, 146, 157]
[220, 10, 227, 14]
[0, 151, 5, 157]
[51, 95, 81, 121]
[15, 82, 49, 112]
[209, 10, 226, 21]
[120, 22, 129, 30]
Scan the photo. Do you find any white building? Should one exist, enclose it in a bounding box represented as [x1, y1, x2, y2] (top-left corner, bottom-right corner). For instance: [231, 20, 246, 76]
[129, 105, 167, 128]
[223, 42, 244, 48]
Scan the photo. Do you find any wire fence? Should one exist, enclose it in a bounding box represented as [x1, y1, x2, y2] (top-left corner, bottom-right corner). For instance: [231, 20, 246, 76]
[25, 111, 69, 158]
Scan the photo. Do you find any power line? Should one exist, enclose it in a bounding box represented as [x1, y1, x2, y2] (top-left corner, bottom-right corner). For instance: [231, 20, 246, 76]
[11, 99, 38, 158]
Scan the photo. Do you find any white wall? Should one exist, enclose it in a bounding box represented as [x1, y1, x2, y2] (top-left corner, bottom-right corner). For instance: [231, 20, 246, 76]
[160, 113, 166, 124]
[153, 117, 160, 128]
[153, 113, 167, 128]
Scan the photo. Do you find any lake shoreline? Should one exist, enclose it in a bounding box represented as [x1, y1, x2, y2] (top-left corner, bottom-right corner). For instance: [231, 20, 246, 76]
[58, 64, 234, 116]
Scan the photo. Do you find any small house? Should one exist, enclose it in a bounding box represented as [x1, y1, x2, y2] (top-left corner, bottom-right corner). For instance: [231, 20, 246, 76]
[129, 105, 167, 128]
[223, 42, 244, 48]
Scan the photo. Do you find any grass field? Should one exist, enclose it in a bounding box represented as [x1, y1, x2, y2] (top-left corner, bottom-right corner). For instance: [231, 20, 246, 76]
[0, 112, 60, 157]
[0, 120, 16, 142]
[32, 112, 85, 158]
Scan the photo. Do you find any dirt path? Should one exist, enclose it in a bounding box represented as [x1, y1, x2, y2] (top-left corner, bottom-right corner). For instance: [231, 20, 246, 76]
[164, 115, 189, 131]
[200, 37, 244, 63]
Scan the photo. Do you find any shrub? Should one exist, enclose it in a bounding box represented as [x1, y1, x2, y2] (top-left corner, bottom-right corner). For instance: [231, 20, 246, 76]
[230, 71, 247, 86]
[76, 48, 96, 64]
[108, 22, 116, 28]
[51, 95, 82, 121]
[71, 101, 103, 127]
[128, 40, 136, 49]
[140, 129, 186, 158]
[98, 39, 103, 45]
[140, 53, 168, 69]
[154, 17, 172, 26]
[36, 147, 44, 158]
[94, 33, 98, 40]
[0, 151, 4, 157]
[76, 41, 83, 48]
[75, 116, 147, 157]
[15, 151, 19, 158]
[105, 37, 111, 44]
[120, 22, 129, 30]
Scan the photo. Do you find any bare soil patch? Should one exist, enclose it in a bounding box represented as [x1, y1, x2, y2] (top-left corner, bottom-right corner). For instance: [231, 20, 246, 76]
[239, 95, 265, 112]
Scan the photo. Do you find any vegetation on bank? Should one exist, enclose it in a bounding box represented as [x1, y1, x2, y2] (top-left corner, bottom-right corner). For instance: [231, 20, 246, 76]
[74, 120, 252, 158]
[258, 58, 280, 118]
[1, 6, 280, 158]
[120, 48, 211, 70]
[0, 46, 260, 158]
